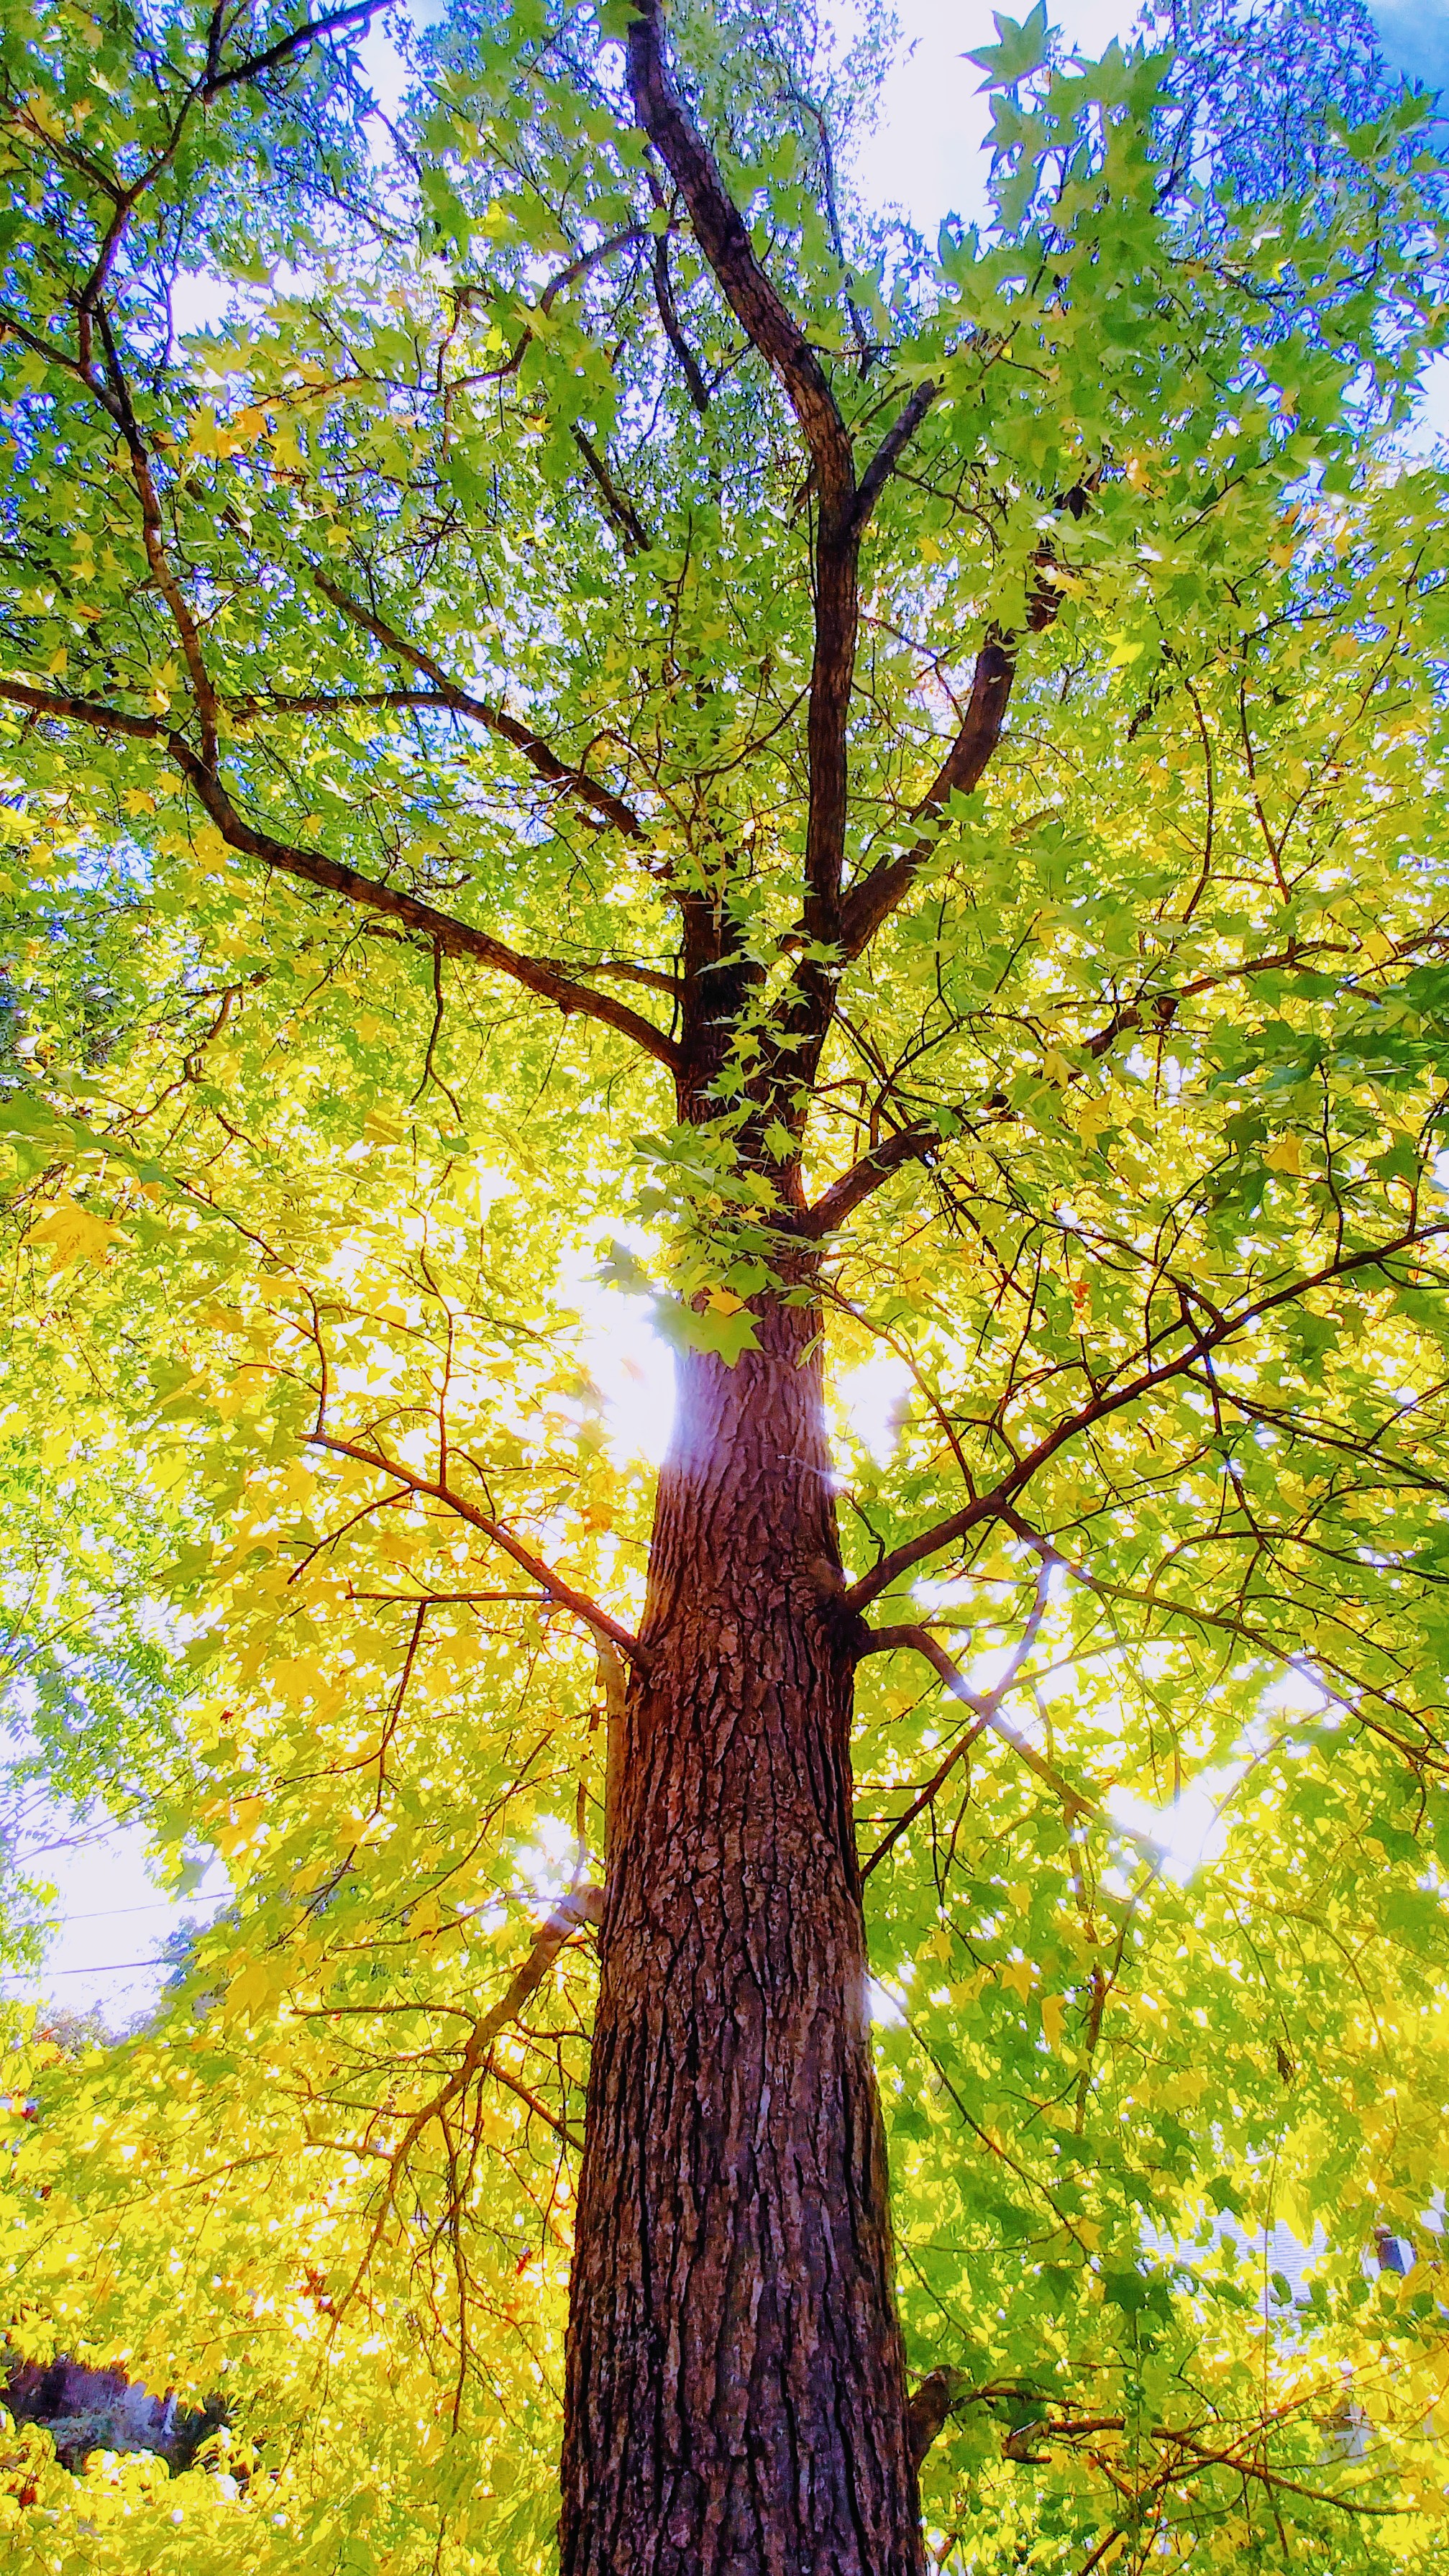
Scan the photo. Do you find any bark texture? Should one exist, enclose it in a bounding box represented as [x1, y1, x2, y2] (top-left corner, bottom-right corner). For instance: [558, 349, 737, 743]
[561, 1297, 923, 2574]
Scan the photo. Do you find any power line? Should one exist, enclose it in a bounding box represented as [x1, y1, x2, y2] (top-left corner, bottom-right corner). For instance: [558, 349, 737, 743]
[2, 1958, 172, 1978]
[33, 1896, 229, 1923]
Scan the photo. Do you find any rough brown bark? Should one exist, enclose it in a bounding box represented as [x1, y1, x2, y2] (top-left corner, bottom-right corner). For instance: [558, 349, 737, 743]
[561, 1294, 924, 2575]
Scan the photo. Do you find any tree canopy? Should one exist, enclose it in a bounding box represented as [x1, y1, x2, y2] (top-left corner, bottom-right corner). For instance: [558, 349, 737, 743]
[1, 0, 1448, 2569]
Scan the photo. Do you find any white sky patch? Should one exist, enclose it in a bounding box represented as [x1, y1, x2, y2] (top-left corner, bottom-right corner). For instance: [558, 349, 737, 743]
[856, 0, 1138, 237]
[838, 1351, 913, 1464]
[868, 1973, 911, 2027]
[356, 4, 418, 119]
[513, 1812, 584, 1909]
[1258, 1664, 1330, 1722]
[585, 1293, 677, 1471]
[169, 270, 234, 337]
[561, 1245, 677, 1470]
[0, 1797, 230, 2032]
[1107, 1770, 1238, 1883]
[959, 1639, 1030, 1698]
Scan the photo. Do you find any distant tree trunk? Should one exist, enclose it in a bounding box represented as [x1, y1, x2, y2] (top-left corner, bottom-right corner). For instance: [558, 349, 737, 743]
[561, 1292, 924, 2575]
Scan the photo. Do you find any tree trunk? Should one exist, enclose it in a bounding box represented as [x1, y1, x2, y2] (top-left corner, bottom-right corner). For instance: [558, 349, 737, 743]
[562, 1295, 923, 2575]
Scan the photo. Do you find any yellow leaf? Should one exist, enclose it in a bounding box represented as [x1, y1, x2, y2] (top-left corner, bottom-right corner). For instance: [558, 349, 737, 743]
[25, 1198, 125, 1270]
[226, 1957, 277, 2017]
[1106, 634, 1146, 667]
[707, 1286, 744, 1314]
[950, 1970, 989, 2008]
[266, 1655, 324, 1705]
[1041, 1994, 1067, 2049]
[211, 1793, 265, 1856]
[1000, 1957, 1033, 2000]
[187, 408, 236, 460]
[1042, 1048, 1073, 1088]
[1361, 928, 1394, 964]
[1077, 1097, 1112, 1146]
[1263, 1133, 1303, 1176]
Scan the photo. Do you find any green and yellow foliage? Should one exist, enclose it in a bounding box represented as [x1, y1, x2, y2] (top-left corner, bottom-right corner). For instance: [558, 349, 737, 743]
[0, 0, 1447, 2567]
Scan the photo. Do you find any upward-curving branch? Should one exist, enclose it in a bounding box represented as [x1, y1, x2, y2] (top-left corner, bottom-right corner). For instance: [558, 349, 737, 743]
[626, 0, 862, 941]
[844, 1220, 1449, 1612]
[840, 633, 1016, 959]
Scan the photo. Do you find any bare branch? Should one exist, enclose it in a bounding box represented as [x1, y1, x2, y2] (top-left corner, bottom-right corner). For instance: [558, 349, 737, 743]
[202, 0, 380, 99]
[651, 231, 711, 414]
[572, 426, 652, 552]
[861, 1617, 1100, 1836]
[0, 678, 162, 741]
[165, 745, 680, 1069]
[93, 303, 221, 765]
[545, 955, 677, 997]
[845, 1220, 1449, 1612]
[489, 2059, 585, 2153]
[858, 1563, 1071, 1876]
[858, 1679, 991, 1882]
[839, 632, 1015, 959]
[313, 572, 647, 841]
[0, 686, 677, 1067]
[454, 224, 649, 389]
[854, 379, 938, 532]
[626, 0, 859, 931]
[475, 1884, 604, 2065]
[306, 1431, 645, 1662]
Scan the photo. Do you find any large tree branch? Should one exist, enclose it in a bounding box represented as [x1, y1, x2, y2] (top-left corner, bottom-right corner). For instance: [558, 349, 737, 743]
[626, 0, 857, 933]
[838, 632, 1015, 959]
[860, 1620, 1117, 1853]
[625, 0, 851, 512]
[0, 681, 677, 1067]
[312, 572, 646, 841]
[308, 1433, 644, 1661]
[857, 1561, 1091, 1878]
[800, 1120, 941, 1237]
[650, 230, 711, 414]
[0, 677, 162, 741]
[203, 0, 380, 95]
[168, 744, 680, 1069]
[572, 426, 652, 552]
[93, 301, 222, 764]
[844, 1220, 1449, 1612]
[853, 380, 938, 532]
